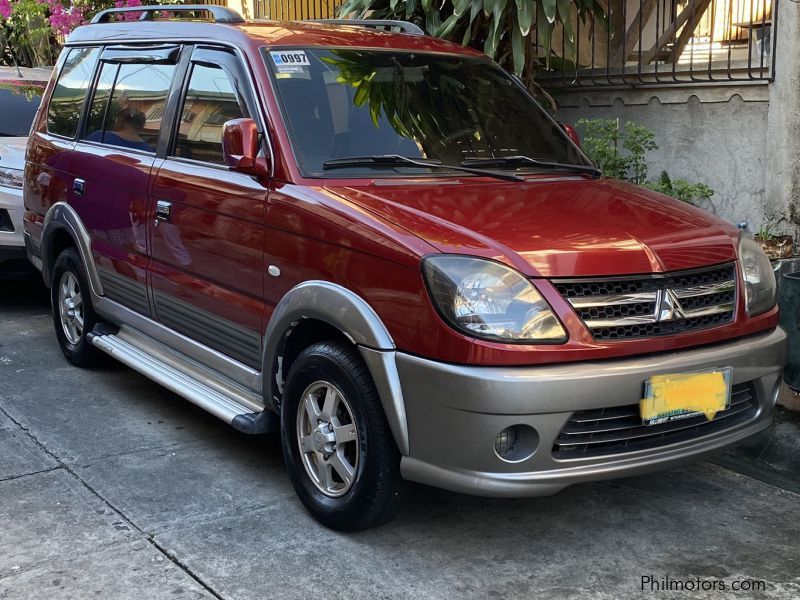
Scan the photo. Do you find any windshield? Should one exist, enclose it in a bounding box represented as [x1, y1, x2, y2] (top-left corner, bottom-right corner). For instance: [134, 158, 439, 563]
[0, 80, 45, 137]
[263, 48, 588, 177]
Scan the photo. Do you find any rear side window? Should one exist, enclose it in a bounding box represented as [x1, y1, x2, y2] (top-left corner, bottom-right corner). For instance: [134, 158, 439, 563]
[83, 61, 176, 153]
[48, 47, 99, 138]
[173, 64, 247, 164]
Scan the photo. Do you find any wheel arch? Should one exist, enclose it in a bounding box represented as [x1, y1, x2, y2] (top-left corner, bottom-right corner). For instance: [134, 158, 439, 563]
[41, 202, 103, 296]
[263, 281, 409, 455]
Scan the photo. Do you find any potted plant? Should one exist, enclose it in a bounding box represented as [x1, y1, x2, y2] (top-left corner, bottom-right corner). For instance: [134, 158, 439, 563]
[755, 221, 794, 260]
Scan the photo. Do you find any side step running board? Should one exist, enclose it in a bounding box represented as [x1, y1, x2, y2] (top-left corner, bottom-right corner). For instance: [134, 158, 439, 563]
[88, 324, 278, 434]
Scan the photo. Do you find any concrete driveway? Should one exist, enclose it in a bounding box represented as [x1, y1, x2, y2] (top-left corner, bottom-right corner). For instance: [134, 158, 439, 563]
[1, 280, 799, 600]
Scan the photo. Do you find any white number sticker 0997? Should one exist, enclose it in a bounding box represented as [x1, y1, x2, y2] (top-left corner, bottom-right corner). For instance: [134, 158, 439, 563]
[270, 50, 311, 67]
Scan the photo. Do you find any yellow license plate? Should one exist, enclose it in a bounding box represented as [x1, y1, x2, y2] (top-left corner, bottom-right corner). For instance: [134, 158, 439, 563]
[640, 369, 732, 426]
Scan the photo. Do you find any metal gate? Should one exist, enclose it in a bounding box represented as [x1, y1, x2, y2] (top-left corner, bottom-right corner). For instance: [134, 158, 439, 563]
[253, 0, 342, 20]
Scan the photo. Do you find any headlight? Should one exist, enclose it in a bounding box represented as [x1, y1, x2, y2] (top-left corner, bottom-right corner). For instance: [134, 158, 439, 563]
[0, 166, 23, 190]
[739, 234, 777, 316]
[422, 255, 567, 343]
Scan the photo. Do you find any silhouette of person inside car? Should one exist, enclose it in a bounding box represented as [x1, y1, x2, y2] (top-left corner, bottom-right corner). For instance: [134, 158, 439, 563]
[87, 107, 152, 152]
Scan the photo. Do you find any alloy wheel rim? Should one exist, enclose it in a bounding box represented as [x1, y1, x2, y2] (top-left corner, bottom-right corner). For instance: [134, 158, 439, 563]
[296, 380, 360, 497]
[58, 271, 84, 345]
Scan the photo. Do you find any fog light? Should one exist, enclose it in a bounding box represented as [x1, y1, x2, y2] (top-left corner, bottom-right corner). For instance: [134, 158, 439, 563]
[494, 424, 539, 463]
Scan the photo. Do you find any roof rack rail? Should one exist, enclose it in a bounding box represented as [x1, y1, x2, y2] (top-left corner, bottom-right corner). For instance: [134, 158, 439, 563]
[309, 19, 424, 36]
[91, 4, 244, 24]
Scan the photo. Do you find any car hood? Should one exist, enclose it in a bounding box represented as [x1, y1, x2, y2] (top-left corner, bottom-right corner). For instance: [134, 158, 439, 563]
[0, 137, 27, 171]
[323, 176, 739, 277]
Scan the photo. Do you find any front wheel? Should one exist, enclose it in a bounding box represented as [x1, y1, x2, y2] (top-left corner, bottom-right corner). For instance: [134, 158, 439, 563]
[281, 341, 401, 531]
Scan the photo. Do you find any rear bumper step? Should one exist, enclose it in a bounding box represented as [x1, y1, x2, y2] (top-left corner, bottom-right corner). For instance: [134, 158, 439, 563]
[88, 325, 278, 434]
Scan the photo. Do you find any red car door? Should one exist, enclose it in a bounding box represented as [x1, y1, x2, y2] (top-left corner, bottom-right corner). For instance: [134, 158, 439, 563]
[148, 46, 268, 368]
[70, 45, 181, 317]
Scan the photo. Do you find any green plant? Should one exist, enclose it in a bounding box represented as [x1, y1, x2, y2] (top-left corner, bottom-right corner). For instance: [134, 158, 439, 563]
[755, 219, 775, 242]
[576, 118, 656, 185]
[576, 118, 714, 205]
[643, 172, 714, 205]
[336, 0, 607, 89]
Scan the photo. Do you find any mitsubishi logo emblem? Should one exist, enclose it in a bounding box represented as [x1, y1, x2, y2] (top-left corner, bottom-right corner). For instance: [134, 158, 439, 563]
[656, 289, 686, 322]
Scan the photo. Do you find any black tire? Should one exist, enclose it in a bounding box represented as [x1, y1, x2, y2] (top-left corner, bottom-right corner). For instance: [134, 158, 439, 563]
[51, 247, 103, 367]
[281, 341, 402, 531]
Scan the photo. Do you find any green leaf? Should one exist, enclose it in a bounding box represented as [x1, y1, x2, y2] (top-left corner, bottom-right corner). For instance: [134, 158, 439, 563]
[514, 0, 533, 36]
[390, 0, 400, 10]
[462, 22, 473, 45]
[542, 0, 557, 24]
[470, 0, 483, 22]
[484, 19, 499, 58]
[453, 0, 471, 18]
[435, 14, 461, 38]
[537, 3, 553, 66]
[511, 12, 525, 75]
[369, 98, 381, 128]
[422, 0, 433, 12]
[493, 0, 509, 29]
[558, 0, 575, 59]
[425, 9, 441, 35]
[405, 0, 418, 19]
[353, 82, 369, 107]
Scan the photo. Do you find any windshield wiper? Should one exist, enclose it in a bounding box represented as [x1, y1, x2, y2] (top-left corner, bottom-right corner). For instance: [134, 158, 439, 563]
[461, 156, 601, 178]
[322, 155, 524, 182]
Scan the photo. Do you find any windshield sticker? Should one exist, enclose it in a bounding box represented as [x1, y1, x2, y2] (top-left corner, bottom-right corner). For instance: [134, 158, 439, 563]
[270, 51, 311, 73]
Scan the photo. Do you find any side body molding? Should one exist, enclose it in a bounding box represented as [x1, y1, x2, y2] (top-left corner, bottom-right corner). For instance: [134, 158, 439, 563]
[41, 201, 104, 297]
[262, 281, 410, 455]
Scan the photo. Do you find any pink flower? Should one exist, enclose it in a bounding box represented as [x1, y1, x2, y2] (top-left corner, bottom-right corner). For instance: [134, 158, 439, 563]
[0, 0, 12, 20]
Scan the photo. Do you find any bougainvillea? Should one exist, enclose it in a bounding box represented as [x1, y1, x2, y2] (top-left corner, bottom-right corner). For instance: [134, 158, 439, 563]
[39, 1, 87, 35]
[0, 0, 13, 20]
[1, 1, 148, 36]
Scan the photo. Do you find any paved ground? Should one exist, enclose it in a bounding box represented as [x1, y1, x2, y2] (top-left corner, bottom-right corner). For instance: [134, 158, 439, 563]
[1, 279, 799, 600]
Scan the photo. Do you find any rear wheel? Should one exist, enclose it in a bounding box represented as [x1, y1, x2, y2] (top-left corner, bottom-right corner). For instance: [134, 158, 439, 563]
[51, 247, 102, 367]
[281, 341, 401, 531]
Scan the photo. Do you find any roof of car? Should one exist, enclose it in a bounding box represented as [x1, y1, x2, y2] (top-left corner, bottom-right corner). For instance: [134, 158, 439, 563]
[66, 19, 484, 57]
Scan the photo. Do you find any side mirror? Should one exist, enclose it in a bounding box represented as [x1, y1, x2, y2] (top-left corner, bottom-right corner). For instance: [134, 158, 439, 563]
[560, 123, 581, 148]
[222, 118, 268, 175]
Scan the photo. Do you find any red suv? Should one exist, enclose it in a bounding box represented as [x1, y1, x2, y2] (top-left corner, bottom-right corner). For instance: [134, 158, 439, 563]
[24, 6, 786, 530]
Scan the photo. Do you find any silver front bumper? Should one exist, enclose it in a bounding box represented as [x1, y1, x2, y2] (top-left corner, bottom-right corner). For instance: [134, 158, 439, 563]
[397, 328, 787, 497]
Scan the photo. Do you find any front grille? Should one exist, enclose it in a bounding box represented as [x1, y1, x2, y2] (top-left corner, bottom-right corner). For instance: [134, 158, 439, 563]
[553, 264, 736, 340]
[552, 382, 758, 459]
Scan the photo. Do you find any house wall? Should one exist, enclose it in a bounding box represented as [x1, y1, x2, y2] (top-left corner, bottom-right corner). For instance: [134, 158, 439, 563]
[555, 85, 770, 229]
[552, 1, 800, 237]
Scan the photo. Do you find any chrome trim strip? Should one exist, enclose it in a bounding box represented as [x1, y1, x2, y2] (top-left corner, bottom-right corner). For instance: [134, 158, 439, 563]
[673, 280, 736, 298]
[582, 315, 659, 328]
[569, 292, 657, 309]
[681, 302, 736, 318]
[581, 302, 735, 329]
[567, 281, 735, 309]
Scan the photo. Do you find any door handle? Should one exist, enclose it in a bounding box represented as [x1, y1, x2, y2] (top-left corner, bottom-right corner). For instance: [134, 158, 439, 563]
[155, 200, 172, 222]
[73, 178, 85, 197]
